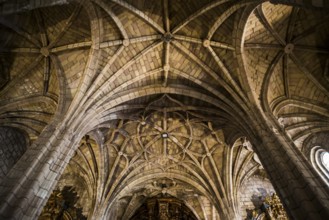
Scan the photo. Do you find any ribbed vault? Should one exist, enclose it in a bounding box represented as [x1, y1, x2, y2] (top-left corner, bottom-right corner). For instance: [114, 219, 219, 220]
[0, 0, 329, 220]
[242, 2, 329, 152]
[54, 95, 266, 219]
[0, 2, 91, 140]
[66, 0, 255, 140]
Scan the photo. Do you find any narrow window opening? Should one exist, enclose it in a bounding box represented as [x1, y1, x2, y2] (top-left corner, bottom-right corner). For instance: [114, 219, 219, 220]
[322, 152, 329, 172]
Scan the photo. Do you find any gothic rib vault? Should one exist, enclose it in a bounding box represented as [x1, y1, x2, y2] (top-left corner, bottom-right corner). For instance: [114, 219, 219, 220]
[0, 0, 328, 219]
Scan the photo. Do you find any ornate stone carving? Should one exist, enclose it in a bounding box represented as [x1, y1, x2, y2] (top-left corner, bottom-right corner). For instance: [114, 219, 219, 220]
[248, 193, 288, 220]
[39, 187, 87, 220]
[130, 196, 197, 220]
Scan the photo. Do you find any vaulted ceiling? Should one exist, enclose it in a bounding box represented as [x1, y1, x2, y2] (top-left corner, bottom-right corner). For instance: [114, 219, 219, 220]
[0, 0, 328, 219]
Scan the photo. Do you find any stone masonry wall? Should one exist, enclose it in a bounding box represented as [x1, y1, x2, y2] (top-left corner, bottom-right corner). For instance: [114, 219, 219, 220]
[0, 127, 27, 180]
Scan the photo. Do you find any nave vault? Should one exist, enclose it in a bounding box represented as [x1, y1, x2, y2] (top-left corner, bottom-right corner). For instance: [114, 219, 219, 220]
[0, 0, 329, 219]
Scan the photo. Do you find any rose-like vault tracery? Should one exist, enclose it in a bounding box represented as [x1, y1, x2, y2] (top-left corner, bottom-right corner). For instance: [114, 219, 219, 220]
[46, 95, 267, 219]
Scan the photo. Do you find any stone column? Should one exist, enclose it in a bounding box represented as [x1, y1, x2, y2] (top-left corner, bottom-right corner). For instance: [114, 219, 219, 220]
[0, 122, 78, 219]
[249, 117, 329, 220]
